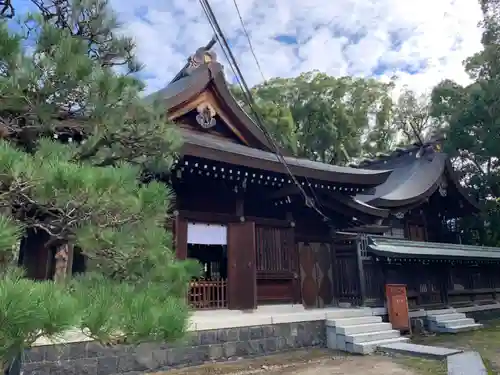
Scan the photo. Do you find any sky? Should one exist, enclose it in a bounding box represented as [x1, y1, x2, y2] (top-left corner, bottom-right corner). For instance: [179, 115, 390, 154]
[12, 0, 485, 96]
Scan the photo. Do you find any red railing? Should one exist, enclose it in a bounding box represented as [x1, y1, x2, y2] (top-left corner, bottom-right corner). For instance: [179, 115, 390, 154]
[188, 278, 227, 309]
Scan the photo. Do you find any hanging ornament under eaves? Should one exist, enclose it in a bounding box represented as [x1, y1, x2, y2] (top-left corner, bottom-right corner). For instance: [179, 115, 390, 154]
[196, 103, 217, 129]
[438, 177, 448, 197]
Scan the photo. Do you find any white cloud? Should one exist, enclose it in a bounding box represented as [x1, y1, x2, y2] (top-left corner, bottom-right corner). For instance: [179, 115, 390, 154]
[110, 0, 484, 96]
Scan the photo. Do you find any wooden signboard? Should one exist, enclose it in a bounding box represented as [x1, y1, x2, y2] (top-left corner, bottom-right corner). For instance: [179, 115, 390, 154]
[385, 284, 411, 332]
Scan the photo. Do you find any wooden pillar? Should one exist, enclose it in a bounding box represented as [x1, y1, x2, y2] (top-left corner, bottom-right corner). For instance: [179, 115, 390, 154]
[441, 262, 451, 306]
[329, 228, 339, 306]
[235, 198, 244, 218]
[355, 235, 367, 306]
[285, 211, 301, 304]
[174, 216, 188, 260]
[54, 243, 74, 283]
[381, 260, 389, 307]
[227, 221, 256, 310]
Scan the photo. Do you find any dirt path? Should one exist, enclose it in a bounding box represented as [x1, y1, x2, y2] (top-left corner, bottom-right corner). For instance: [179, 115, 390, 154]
[150, 349, 421, 375]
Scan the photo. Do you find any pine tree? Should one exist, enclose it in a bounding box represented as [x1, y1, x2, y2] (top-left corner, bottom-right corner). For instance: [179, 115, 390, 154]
[0, 0, 198, 371]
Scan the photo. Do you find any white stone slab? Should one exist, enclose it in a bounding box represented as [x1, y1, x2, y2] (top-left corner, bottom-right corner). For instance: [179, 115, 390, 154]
[336, 322, 393, 335]
[428, 313, 467, 322]
[347, 337, 410, 355]
[326, 316, 382, 327]
[378, 342, 462, 359]
[447, 351, 487, 375]
[345, 329, 400, 344]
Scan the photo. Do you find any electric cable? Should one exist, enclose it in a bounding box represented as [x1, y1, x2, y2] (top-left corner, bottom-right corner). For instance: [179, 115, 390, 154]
[231, 0, 266, 83]
[229, 0, 326, 216]
[198, 0, 331, 222]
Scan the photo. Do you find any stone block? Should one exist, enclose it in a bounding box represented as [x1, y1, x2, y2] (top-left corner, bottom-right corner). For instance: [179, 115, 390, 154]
[238, 327, 251, 341]
[199, 330, 218, 345]
[117, 354, 149, 373]
[69, 342, 88, 359]
[326, 326, 337, 349]
[208, 344, 224, 360]
[45, 344, 72, 361]
[86, 342, 130, 359]
[265, 337, 278, 353]
[222, 341, 237, 357]
[52, 358, 98, 375]
[97, 356, 118, 375]
[262, 325, 276, 338]
[24, 346, 46, 363]
[217, 328, 239, 342]
[447, 351, 487, 375]
[336, 335, 346, 351]
[249, 326, 264, 339]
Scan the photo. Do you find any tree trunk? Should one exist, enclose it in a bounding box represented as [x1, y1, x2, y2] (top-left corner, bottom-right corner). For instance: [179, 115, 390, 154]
[53, 243, 74, 283]
[3, 353, 21, 375]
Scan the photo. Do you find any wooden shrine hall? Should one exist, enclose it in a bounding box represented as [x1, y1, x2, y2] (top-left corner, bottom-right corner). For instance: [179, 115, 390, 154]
[151, 44, 500, 312]
[152, 46, 395, 310]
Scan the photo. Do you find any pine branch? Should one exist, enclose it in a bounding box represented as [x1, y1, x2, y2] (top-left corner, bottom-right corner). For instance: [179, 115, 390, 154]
[0, 0, 14, 18]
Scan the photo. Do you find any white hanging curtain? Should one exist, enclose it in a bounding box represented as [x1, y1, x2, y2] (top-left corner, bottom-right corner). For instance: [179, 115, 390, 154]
[187, 223, 227, 245]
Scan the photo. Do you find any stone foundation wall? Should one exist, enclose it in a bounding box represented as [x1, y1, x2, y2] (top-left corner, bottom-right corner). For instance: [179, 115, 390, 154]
[23, 321, 325, 375]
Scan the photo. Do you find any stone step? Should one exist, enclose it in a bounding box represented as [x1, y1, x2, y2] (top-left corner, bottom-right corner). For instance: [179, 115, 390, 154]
[426, 308, 457, 315]
[447, 351, 487, 375]
[377, 342, 462, 359]
[438, 323, 483, 334]
[346, 329, 400, 344]
[346, 336, 410, 355]
[326, 315, 382, 327]
[325, 308, 373, 319]
[437, 318, 476, 328]
[428, 313, 466, 322]
[336, 322, 393, 335]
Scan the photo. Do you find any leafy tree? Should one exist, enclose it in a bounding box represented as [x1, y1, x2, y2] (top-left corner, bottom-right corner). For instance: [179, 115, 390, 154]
[0, 0, 197, 371]
[430, 0, 500, 245]
[393, 87, 441, 145]
[232, 72, 395, 164]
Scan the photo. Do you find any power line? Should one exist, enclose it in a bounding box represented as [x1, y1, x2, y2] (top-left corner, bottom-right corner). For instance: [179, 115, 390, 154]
[229, 0, 325, 217]
[231, 0, 266, 83]
[198, 0, 331, 222]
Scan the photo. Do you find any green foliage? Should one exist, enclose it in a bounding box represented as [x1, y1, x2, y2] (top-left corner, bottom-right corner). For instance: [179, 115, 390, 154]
[232, 73, 398, 164]
[0, 268, 79, 367]
[430, 0, 500, 245]
[392, 87, 442, 145]
[69, 273, 190, 345]
[0, 216, 23, 267]
[0, 0, 195, 369]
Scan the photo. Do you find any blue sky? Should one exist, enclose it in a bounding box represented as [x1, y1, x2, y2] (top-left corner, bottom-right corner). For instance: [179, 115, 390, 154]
[9, 0, 483, 97]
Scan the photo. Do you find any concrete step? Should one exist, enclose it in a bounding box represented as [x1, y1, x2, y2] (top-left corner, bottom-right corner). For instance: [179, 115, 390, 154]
[426, 308, 456, 315]
[326, 315, 382, 327]
[324, 309, 373, 319]
[438, 323, 483, 333]
[437, 318, 476, 328]
[336, 322, 393, 335]
[346, 336, 410, 355]
[447, 351, 487, 375]
[377, 342, 462, 359]
[428, 313, 466, 322]
[346, 329, 400, 344]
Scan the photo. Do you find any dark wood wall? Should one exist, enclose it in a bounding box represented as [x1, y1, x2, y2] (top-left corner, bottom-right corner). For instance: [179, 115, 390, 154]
[173, 175, 301, 309]
[255, 225, 300, 305]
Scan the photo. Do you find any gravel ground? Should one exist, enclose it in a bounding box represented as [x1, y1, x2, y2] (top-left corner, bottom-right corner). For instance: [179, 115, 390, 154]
[148, 349, 421, 375]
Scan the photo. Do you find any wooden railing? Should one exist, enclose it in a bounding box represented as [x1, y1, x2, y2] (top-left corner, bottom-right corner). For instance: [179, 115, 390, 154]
[188, 278, 227, 309]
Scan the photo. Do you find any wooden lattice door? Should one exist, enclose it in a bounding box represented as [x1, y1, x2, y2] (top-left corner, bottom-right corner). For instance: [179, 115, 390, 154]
[298, 242, 334, 308]
[298, 242, 317, 308]
[315, 243, 334, 307]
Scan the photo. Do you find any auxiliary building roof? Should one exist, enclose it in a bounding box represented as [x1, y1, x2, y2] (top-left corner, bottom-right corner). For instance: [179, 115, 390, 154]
[368, 236, 500, 260]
